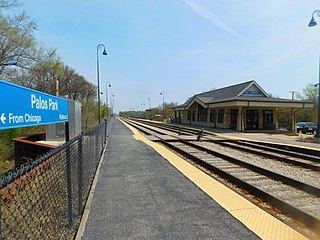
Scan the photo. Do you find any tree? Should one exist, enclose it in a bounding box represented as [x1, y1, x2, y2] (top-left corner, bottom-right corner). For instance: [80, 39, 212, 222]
[58, 64, 96, 101]
[100, 104, 109, 120]
[23, 49, 64, 95]
[296, 83, 318, 105]
[0, 12, 37, 74]
[0, 0, 20, 9]
[161, 102, 177, 120]
[296, 83, 318, 122]
[119, 102, 178, 121]
[81, 98, 97, 130]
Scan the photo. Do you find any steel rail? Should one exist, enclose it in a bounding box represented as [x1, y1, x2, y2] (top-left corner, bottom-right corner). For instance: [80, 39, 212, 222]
[131, 118, 200, 135]
[160, 139, 320, 232]
[125, 118, 320, 234]
[211, 140, 320, 171]
[121, 119, 159, 135]
[129, 118, 320, 158]
[182, 140, 320, 196]
[237, 140, 320, 160]
[126, 118, 320, 172]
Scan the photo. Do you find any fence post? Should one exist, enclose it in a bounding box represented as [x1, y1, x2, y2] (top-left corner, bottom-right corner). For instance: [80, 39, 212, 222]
[0, 203, 2, 240]
[104, 119, 108, 144]
[77, 137, 83, 215]
[95, 127, 99, 161]
[101, 124, 104, 150]
[65, 122, 73, 228]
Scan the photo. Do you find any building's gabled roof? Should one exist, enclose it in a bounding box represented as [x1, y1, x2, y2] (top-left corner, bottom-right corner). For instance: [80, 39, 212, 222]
[173, 80, 313, 110]
[195, 80, 261, 99]
[176, 80, 261, 109]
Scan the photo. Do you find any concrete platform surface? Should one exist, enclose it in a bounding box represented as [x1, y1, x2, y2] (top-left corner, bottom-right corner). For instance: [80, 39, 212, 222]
[176, 123, 320, 150]
[80, 118, 260, 240]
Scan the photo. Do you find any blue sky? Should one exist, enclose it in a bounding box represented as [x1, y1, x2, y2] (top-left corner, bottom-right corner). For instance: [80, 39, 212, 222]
[23, 0, 320, 113]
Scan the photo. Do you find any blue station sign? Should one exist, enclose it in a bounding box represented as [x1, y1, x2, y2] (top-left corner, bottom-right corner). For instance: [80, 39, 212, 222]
[244, 90, 263, 95]
[0, 80, 68, 130]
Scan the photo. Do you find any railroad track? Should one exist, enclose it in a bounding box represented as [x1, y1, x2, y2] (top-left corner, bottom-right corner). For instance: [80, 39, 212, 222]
[203, 140, 320, 172]
[122, 118, 320, 237]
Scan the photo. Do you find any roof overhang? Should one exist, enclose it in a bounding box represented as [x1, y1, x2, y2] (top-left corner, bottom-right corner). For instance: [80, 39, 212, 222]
[173, 106, 186, 111]
[208, 100, 313, 108]
[173, 98, 313, 111]
[186, 97, 207, 109]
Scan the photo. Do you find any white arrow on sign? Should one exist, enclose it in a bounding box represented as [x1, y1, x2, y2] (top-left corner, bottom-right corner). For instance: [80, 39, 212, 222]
[0, 113, 6, 124]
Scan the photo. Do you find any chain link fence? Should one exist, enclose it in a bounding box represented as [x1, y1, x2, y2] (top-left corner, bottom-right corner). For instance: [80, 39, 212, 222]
[0, 120, 111, 239]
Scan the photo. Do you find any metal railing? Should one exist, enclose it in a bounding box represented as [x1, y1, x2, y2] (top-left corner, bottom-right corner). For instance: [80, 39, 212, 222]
[0, 120, 111, 239]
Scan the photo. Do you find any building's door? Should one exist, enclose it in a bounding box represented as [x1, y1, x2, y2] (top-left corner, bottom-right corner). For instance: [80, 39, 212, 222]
[209, 110, 216, 127]
[246, 110, 258, 130]
[230, 109, 238, 130]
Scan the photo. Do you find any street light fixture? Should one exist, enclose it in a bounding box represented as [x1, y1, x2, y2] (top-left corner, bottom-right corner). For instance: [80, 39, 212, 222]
[96, 43, 107, 123]
[106, 81, 111, 118]
[309, 10, 320, 27]
[160, 91, 165, 122]
[308, 10, 320, 138]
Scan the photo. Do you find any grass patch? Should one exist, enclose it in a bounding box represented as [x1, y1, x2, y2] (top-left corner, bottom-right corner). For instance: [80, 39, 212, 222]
[0, 138, 15, 175]
[0, 126, 44, 175]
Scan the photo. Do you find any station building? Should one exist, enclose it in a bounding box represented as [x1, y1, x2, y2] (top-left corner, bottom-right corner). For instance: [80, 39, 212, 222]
[173, 80, 313, 132]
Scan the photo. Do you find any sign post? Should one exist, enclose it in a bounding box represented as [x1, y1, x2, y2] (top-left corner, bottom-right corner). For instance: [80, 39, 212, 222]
[0, 80, 69, 130]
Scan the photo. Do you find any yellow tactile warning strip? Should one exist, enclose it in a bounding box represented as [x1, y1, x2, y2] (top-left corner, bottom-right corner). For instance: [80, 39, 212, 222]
[120, 119, 308, 240]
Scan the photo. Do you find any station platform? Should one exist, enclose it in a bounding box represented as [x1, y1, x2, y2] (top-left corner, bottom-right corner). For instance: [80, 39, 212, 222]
[77, 118, 308, 240]
[175, 123, 320, 150]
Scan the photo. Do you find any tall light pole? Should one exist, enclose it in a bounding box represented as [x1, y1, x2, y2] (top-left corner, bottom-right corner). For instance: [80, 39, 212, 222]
[160, 90, 165, 122]
[110, 93, 114, 117]
[148, 97, 151, 110]
[141, 103, 145, 118]
[308, 10, 320, 138]
[96, 44, 107, 123]
[106, 81, 111, 118]
[112, 99, 115, 116]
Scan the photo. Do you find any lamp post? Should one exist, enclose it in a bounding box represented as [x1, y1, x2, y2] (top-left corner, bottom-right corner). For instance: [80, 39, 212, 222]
[308, 10, 320, 138]
[148, 97, 151, 110]
[141, 103, 145, 118]
[160, 91, 165, 122]
[106, 81, 111, 118]
[112, 99, 115, 116]
[96, 44, 107, 123]
[147, 97, 151, 120]
[110, 93, 114, 117]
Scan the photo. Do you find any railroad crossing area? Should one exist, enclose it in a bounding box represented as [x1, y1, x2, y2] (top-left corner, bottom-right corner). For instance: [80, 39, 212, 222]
[77, 118, 312, 239]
